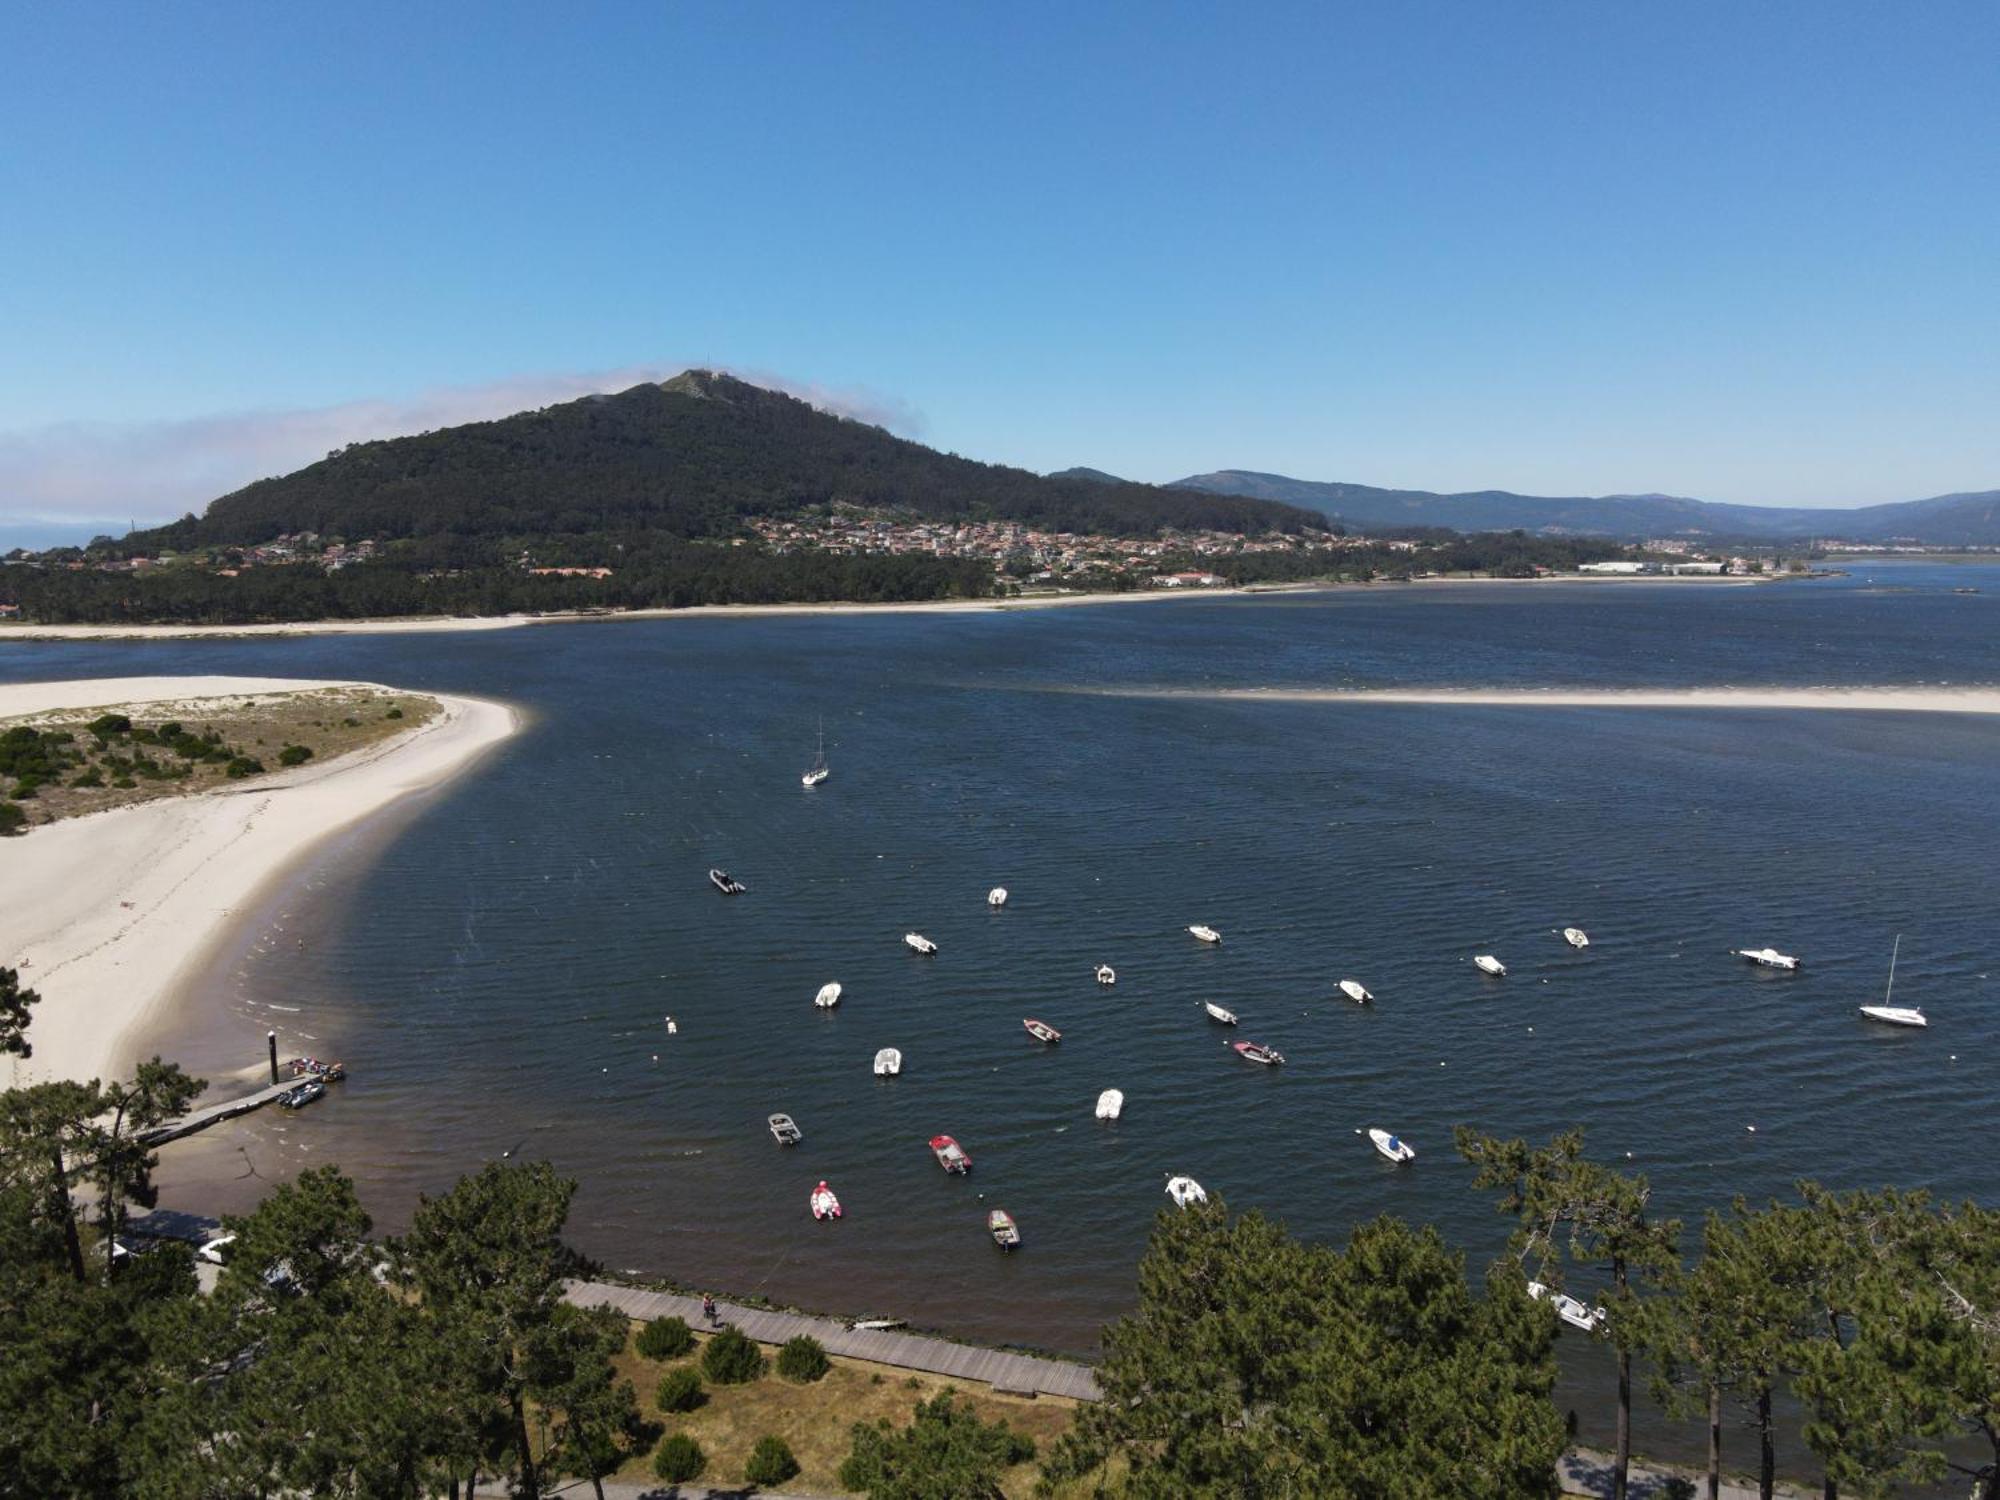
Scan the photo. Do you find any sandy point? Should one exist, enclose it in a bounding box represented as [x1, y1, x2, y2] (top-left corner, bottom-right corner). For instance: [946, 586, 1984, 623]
[0, 676, 519, 1089]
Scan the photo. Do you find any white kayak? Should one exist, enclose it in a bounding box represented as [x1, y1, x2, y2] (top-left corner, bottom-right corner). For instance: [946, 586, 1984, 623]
[1165, 1175, 1208, 1208]
[814, 982, 842, 1009]
[1095, 1088, 1124, 1120]
[1368, 1127, 1416, 1164]
[905, 933, 938, 955]
[987, 887, 1008, 908]
[1562, 927, 1590, 949]
[1187, 924, 1221, 945]
[1338, 979, 1373, 1004]
[1474, 954, 1507, 976]
[873, 1047, 903, 1076]
[1203, 1002, 1239, 1025]
[1858, 1005, 1927, 1028]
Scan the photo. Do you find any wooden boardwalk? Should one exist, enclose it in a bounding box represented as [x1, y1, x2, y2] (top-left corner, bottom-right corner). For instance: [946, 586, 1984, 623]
[566, 1279, 1101, 1402]
[140, 1077, 299, 1144]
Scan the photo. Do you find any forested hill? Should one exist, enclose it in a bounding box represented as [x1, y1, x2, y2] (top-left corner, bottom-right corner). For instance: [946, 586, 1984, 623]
[132, 373, 1324, 549]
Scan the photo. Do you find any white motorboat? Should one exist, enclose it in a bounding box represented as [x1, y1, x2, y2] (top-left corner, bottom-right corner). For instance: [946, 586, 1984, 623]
[1165, 1175, 1208, 1209]
[987, 1208, 1021, 1249]
[1095, 964, 1116, 986]
[1737, 947, 1799, 970]
[904, 933, 937, 955]
[1338, 979, 1373, 1004]
[1187, 924, 1222, 945]
[709, 868, 745, 895]
[801, 718, 829, 787]
[814, 982, 842, 1009]
[1095, 1088, 1124, 1120]
[1474, 954, 1507, 976]
[768, 1113, 803, 1146]
[1859, 935, 1926, 1028]
[1528, 1280, 1606, 1333]
[1562, 927, 1590, 949]
[873, 1047, 903, 1077]
[1367, 1127, 1416, 1164]
[1232, 1040, 1284, 1066]
[809, 1180, 842, 1221]
[987, 886, 1008, 908]
[1023, 1018, 1062, 1044]
[1203, 1001, 1239, 1025]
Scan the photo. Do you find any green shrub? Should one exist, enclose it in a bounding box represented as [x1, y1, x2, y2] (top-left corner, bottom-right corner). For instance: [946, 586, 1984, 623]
[744, 1434, 800, 1486]
[385, 706, 404, 719]
[0, 802, 24, 836]
[776, 1334, 829, 1383]
[277, 745, 314, 767]
[224, 756, 265, 779]
[86, 713, 130, 737]
[654, 1365, 704, 1413]
[342, 716, 359, 727]
[113, 777, 136, 790]
[700, 1325, 765, 1385]
[70, 769, 104, 789]
[636, 1314, 694, 1360]
[652, 1433, 705, 1483]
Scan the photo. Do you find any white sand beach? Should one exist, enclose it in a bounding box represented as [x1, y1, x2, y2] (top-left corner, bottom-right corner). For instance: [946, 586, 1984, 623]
[1155, 685, 2000, 714]
[0, 676, 518, 1088]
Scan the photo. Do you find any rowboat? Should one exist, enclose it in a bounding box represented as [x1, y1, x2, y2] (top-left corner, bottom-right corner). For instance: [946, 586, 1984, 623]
[1367, 1127, 1415, 1163]
[929, 1134, 971, 1174]
[1203, 1001, 1238, 1025]
[987, 1209, 1021, 1249]
[1233, 1040, 1284, 1066]
[1338, 979, 1373, 1004]
[1023, 1018, 1062, 1044]
[810, 1181, 842, 1220]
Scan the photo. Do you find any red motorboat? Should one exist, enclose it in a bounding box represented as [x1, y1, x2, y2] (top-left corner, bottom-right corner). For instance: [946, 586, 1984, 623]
[1022, 1018, 1062, 1044]
[1233, 1040, 1285, 1066]
[810, 1180, 842, 1220]
[929, 1134, 971, 1174]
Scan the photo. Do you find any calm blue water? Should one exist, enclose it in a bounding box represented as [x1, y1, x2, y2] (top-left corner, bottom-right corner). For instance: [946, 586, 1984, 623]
[4, 560, 1997, 1464]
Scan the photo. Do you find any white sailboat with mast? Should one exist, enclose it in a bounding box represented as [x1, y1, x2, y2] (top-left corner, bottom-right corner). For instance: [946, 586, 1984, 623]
[801, 719, 830, 788]
[1858, 934, 1927, 1028]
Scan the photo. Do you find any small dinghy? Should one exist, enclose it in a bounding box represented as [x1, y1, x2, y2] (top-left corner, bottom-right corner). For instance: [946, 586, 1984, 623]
[1203, 1001, 1239, 1025]
[1474, 954, 1507, 976]
[929, 1134, 972, 1174]
[1737, 947, 1799, 970]
[1859, 935, 1926, 1027]
[987, 886, 1008, 908]
[1165, 1175, 1208, 1208]
[1528, 1280, 1606, 1333]
[1368, 1127, 1416, 1164]
[1233, 1040, 1285, 1066]
[1095, 1088, 1124, 1120]
[1095, 964, 1116, 986]
[768, 1113, 803, 1146]
[1562, 927, 1590, 949]
[873, 1047, 903, 1077]
[814, 982, 842, 1009]
[1338, 979, 1373, 1004]
[1187, 924, 1222, 945]
[1023, 1018, 1062, 1044]
[904, 933, 938, 955]
[810, 1180, 842, 1221]
[987, 1208, 1021, 1249]
[709, 868, 745, 895]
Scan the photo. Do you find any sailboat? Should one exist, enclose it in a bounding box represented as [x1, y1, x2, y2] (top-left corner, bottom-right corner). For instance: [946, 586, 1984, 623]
[801, 720, 830, 788]
[1858, 935, 1927, 1027]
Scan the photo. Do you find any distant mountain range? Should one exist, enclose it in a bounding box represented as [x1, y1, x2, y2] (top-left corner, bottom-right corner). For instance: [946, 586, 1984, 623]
[1163, 470, 2000, 545]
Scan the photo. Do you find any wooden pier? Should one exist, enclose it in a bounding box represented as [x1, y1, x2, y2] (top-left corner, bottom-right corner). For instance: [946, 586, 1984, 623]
[565, 1279, 1102, 1402]
[139, 1077, 299, 1145]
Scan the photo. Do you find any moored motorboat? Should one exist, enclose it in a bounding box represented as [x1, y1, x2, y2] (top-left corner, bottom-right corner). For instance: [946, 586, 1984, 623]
[1474, 954, 1507, 976]
[1527, 1280, 1606, 1333]
[1023, 1018, 1062, 1044]
[1368, 1127, 1416, 1163]
[1736, 947, 1799, 970]
[987, 886, 1008, 908]
[1095, 1088, 1124, 1120]
[1233, 1040, 1284, 1066]
[929, 1134, 971, 1173]
[1858, 934, 1926, 1027]
[768, 1113, 803, 1146]
[1165, 1175, 1208, 1208]
[987, 1208, 1021, 1249]
[904, 933, 938, 955]
[1338, 979, 1373, 1004]
[1095, 964, 1116, 986]
[814, 982, 842, 1009]
[810, 1180, 842, 1220]
[1562, 927, 1590, 949]
[1187, 924, 1222, 945]
[873, 1046, 903, 1076]
[709, 868, 745, 895]
[1203, 1001, 1238, 1025]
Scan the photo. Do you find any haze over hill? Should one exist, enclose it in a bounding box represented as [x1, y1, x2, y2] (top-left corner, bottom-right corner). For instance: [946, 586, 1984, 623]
[1169, 470, 2000, 545]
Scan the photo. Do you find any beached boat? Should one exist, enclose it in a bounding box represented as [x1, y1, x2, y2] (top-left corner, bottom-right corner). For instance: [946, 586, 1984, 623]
[873, 1047, 903, 1077]
[768, 1113, 803, 1146]
[1859, 934, 1927, 1027]
[801, 720, 830, 788]
[1095, 964, 1116, 986]
[988, 886, 1008, 908]
[1737, 947, 1799, 970]
[1233, 1040, 1284, 1066]
[1165, 1175, 1208, 1208]
[987, 1208, 1021, 1249]
[1095, 1088, 1124, 1120]
[1368, 1127, 1416, 1164]
[1203, 1001, 1239, 1025]
[1023, 1018, 1062, 1044]
[1562, 927, 1590, 949]
[1338, 979, 1373, 1004]
[814, 982, 842, 1009]
[810, 1180, 842, 1220]
[709, 868, 745, 895]
[904, 933, 938, 955]
[850, 1318, 905, 1331]
[1187, 924, 1222, 945]
[929, 1134, 971, 1173]
[1474, 954, 1507, 976]
[1528, 1280, 1606, 1333]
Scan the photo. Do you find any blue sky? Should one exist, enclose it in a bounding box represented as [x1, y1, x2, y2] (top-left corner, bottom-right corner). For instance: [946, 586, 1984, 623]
[3, 2, 1996, 543]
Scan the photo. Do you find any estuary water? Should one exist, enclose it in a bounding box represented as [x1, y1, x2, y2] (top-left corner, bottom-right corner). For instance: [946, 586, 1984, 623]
[4, 561, 1998, 1461]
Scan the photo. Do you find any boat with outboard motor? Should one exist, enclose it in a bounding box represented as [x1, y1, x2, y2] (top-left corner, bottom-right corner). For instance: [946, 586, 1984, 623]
[1165, 1175, 1208, 1208]
[1368, 1127, 1415, 1163]
[1233, 1040, 1284, 1066]
[1203, 1001, 1238, 1025]
[709, 869, 745, 895]
[1095, 1088, 1124, 1120]
[904, 933, 937, 955]
[1023, 1018, 1062, 1044]
[810, 1180, 842, 1220]
[929, 1134, 971, 1174]
[873, 1047, 902, 1077]
[1187, 924, 1221, 945]
[814, 982, 842, 1009]
[1474, 954, 1506, 976]
[1095, 964, 1116, 986]
[768, 1113, 802, 1146]
[987, 1209, 1021, 1249]
[1338, 979, 1373, 1004]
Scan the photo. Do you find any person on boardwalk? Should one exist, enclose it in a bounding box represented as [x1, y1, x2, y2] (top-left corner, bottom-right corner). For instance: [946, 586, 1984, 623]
[702, 1292, 717, 1324]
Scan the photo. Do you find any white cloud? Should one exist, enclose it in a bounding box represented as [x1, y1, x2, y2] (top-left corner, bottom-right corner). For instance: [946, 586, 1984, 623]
[0, 365, 927, 528]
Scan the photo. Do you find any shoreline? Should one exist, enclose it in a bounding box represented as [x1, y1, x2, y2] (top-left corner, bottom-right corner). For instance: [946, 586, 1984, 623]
[0, 676, 519, 1089]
